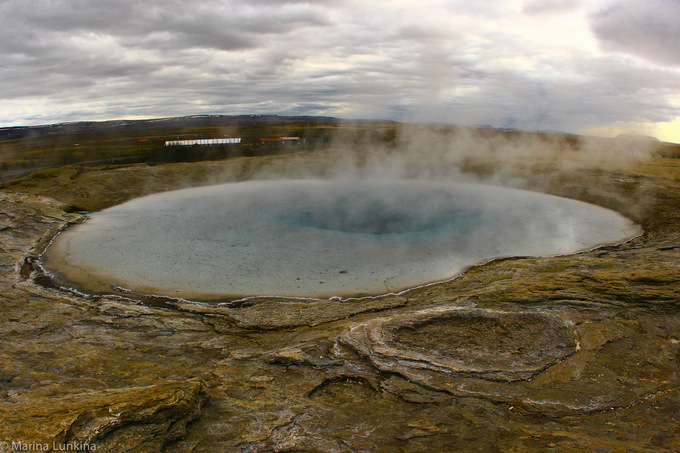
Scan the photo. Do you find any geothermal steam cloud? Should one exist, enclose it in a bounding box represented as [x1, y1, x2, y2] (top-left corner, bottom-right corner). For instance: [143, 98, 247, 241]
[43, 179, 640, 300]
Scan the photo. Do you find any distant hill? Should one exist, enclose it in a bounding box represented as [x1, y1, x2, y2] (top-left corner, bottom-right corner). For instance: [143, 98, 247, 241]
[615, 134, 660, 142]
[2, 115, 678, 183]
[0, 115, 343, 141]
[0, 115, 399, 182]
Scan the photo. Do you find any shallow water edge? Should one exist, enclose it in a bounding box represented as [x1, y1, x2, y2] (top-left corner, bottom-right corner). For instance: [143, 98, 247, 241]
[40, 179, 642, 302]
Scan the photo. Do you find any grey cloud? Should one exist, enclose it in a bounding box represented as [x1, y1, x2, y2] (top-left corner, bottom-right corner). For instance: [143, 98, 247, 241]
[395, 24, 459, 42]
[1, 0, 330, 53]
[427, 54, 680, 133]
[0, 0, 332, 103]
[591, 0, 680, 66]
[522, 0, 582, 15]
[0, 0, 678, 140]
[444, 0, 516, 17]
[245, 0, 341, 5]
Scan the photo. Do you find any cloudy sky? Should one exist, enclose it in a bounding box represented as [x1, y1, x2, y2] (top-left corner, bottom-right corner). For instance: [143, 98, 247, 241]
[1, 0, 679, 142]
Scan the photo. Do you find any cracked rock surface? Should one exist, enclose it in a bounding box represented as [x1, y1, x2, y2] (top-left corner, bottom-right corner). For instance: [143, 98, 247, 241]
[1, 153, 679, 451]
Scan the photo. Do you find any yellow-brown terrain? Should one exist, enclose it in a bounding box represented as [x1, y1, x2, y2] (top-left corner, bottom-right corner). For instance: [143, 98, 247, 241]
[1, 121, 679, 451]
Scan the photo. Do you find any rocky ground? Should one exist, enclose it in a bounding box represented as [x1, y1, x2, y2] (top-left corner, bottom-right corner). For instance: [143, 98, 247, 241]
[1, 150, 679, 452]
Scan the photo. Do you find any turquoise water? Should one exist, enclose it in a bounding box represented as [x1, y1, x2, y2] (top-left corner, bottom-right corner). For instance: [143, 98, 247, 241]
[43, 179, 641, 299]
[276, 185, 482, 238]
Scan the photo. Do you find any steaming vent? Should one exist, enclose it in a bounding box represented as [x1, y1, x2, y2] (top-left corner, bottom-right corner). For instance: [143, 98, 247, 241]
[41, 179, 640, 300]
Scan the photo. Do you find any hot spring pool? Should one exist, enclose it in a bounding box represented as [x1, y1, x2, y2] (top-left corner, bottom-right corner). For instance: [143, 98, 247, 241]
[42, 179, 641, 299]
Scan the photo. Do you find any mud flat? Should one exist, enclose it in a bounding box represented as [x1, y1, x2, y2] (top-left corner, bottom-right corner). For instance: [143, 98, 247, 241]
[1, 152, 679, 451]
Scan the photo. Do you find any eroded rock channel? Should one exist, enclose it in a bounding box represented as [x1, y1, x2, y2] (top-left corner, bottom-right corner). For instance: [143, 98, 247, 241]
[1, 152, 679, 451]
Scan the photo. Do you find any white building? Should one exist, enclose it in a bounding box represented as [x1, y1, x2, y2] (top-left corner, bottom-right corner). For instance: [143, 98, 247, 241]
[165, 138, 241, 146]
